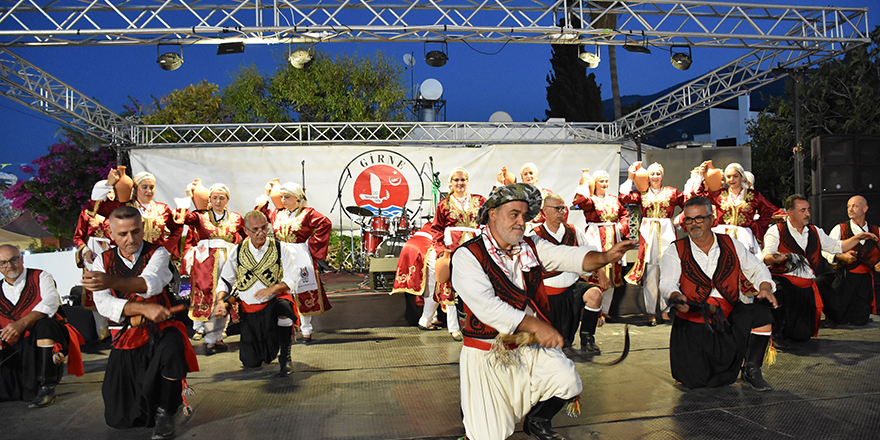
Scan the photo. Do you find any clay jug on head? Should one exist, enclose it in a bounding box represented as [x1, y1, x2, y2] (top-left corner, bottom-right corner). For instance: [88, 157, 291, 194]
[705, 160, 724, 192]
[579, 169, 595, 195]
[114, 166, 133, 203]
[500, 167, 516, 185]
[269, 178, 283, 209]
[633, 163, 650, 193]
[191, 179, 210, 210]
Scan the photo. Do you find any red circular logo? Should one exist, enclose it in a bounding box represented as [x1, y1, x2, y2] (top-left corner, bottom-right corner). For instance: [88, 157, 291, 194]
[352, 164, 409, 217]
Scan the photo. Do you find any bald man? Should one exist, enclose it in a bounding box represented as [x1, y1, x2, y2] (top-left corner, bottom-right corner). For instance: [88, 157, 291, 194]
[821, 195, 880, 326]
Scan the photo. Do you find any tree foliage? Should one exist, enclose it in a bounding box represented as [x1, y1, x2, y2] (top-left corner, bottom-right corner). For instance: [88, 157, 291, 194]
[5, 131, 116, 239]
[747, 26, 880, 206]
[139, 80, 225, 125]
[544, 40, 606, 123]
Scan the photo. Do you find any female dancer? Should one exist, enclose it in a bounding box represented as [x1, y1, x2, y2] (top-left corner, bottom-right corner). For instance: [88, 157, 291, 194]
[573, 170, 630, 319]
[176, 183, 245, 354]
[693, 162, 784, 254]
[619, 162, 687, 325]
[256, 182, 332, 344]
[430, 167, 486, 341]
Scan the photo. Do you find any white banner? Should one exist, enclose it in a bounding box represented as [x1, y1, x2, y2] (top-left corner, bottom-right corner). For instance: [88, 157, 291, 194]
[129, 144, 620, 233]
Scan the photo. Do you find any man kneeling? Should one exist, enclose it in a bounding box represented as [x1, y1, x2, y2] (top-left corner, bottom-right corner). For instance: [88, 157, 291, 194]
[216, 210, 298, 376]
[660, 197, 779, 391]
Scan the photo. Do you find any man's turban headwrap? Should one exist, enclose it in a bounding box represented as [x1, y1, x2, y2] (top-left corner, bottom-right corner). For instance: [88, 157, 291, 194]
[477, 183, 542, 225]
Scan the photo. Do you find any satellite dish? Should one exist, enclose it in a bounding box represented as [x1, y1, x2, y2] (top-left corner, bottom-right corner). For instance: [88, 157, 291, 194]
[420, 78, 443, 100]
[403, 53, 415, 67]
[489, 111, 513, 122]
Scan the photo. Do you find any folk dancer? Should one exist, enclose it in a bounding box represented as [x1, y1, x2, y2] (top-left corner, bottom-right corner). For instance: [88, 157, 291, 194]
[431, 167, 486, 341]
[74, 180, 116, 341]
[660, 197, 779, 391]
[256, 182, 332, 344]
[529, 193, 606, 354]
[0, 245, 84, 408]
[762, 195, 877, 343]
[215, 210, 299, 376]
[619, 162, 687, 325]
[821, 195, 880, 325]
[451, 183, 635, 440]
[176, 183, 245, 354]
[83, 206, 199, 440]
[391, 223, 443, 330]
[692, 162, 785, 254]
[573, 170, 630, 320]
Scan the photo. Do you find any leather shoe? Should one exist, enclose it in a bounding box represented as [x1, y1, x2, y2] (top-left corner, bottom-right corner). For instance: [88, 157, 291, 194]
[204, 344, 217, 356]
[152, 407, 176, 440]
[418, 324, 441, 331]
[523, 415, 567, 440]
[741, 366, 773, 392]
[450, 331, 463, 342]
[28, 385, 57, 409]
[213, 341, 229, 353]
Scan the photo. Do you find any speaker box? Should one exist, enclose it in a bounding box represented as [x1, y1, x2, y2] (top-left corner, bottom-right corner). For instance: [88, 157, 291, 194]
[811, 135, 880, 227]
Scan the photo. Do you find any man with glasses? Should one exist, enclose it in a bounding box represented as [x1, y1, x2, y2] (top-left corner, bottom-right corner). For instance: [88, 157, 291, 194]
[660, 197, 779, 391]
[529, 194, 607, 355]
[0, 245, 84, 408]
[215, 210, 299, 376]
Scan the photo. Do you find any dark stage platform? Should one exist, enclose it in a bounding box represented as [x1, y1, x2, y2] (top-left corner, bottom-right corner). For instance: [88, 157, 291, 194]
[3, 279, 880, 439]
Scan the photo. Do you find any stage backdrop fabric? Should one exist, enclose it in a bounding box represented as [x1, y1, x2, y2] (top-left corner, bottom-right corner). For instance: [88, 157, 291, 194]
[130, 144, 620, 232]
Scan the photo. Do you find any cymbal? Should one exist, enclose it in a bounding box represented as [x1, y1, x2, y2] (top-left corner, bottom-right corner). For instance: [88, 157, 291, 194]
[421, 215, 434, 220]
[346, 206, 373, 217]
[410, 197, 432, 202]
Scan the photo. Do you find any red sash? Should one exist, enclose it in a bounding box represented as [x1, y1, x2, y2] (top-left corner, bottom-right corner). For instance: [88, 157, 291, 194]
[779, 274, 823, 337]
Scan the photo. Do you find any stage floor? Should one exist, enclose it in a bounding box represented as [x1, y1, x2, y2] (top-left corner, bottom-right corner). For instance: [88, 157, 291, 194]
[2, 316, 879, 440]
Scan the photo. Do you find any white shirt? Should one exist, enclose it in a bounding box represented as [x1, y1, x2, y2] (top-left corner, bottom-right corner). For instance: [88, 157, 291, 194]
[92, 244, 173, 323]
[823, 220, 870, 264]
[761, 220, 841, 278]
[659, 234, 774, 303]
[451, 233, 591, 338]
[2, 270, 60, 318]
[527, 223, 594, 289]
[219, 240, 299, 305]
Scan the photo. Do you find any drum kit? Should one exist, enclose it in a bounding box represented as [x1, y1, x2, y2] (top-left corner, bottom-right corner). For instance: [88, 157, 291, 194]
[345, 204, 425, 271]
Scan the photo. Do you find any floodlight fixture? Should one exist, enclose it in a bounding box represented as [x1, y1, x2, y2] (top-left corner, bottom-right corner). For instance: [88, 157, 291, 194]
[622, 34, 651, 54]
[424, 41, 449, 67]
[578, 45, 601, 68]
[217, 42, 245, 55]
[670, 46, 693, 71]
[157, 44, 183, 71]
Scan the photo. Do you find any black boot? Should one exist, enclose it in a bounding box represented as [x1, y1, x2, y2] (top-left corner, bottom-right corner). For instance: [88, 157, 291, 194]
[579, 309, 601, 355]
[523, 397, 568, 440]
[152, 407, 176, 440]
[278, 326, 293, 377]
[29, 346, 61, 409]
[741, 334, 773, 392]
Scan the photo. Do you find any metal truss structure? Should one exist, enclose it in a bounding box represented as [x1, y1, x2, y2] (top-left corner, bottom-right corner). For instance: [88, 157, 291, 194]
[0, 1, 871, 147]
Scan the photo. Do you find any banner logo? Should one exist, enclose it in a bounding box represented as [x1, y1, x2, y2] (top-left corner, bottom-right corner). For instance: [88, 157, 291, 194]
[339, 149, 424, 220]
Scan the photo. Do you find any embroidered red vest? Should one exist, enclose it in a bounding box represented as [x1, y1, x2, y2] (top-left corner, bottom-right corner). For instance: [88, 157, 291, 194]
[103, 242, 173, 349]
[453, 236, 551, 339]
[773, 222, 822, 274]
[531, 223, 578, 279]
[838, 222, 880, 271]
[0, 269, 45, 328]
[674, 234, 743, 322]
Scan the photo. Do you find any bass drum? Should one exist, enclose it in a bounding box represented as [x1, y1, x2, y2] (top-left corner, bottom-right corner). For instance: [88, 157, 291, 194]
[375, 236, 406, 258]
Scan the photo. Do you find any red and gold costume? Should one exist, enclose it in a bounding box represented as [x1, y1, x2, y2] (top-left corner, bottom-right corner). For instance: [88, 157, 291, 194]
[257, 203, 332, 316]
[619, 186, 687, 284]
[177, 209, 245, 321]
[92, 199, 183, 260]
[392, 227, 434, 297]
[73, 203, 114, 309]
[573, 193, 630, 287]
[696, 184, 784, 252]
[430, 194, 486, 304]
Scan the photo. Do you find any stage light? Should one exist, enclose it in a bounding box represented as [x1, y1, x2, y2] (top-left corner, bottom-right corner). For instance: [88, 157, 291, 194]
[622, 34, 651, 54]
[289, 49, 313, 69]
[424, 41, 448, 67]
[578, 45, 601, 68]
[157, 44, 183, 71]
[670, 46, 693, 71]
[217, 42, 245, 55]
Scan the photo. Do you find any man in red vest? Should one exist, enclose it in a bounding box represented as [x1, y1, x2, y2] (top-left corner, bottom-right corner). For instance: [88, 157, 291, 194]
[822, 195, 880, 325]
[762, 195, 876, 343]
[451, 183, 635, 440]
[83, 206, 198, 440]
[660, 197, 778, 391]
[529, 193, 607, 355]
[0, 245, 84, 408]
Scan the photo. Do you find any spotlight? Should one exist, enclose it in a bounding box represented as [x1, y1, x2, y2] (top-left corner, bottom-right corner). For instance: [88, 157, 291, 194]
[217, 42, 245, 55]
[157, 44, 183, 71]
[670, 46, 693, 71]
[289, 49, 313, 69]
[424, 41, 449, 67]
[622, 34, 651, 54]
[578, 45, 601, 68]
